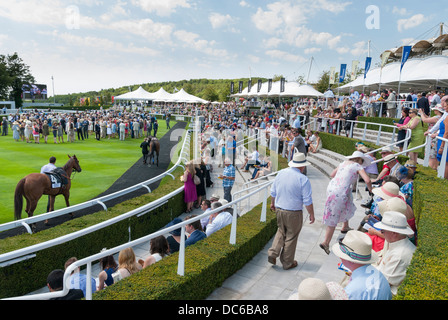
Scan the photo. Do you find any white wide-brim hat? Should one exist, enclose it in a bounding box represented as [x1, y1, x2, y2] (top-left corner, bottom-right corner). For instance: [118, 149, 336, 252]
[374, 211, 414, 236]
[377, 197, 407, 216]
[372, 182, 405, 200]
[346, 151, 372, 168]
[288, 150, 311, 168]
[332, 230, 378, 265]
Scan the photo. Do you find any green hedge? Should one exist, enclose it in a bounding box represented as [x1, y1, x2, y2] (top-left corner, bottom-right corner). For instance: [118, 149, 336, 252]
[395, 166, 448, 299]
[319, 130, 448, 299]
[93, 200, 278, 300]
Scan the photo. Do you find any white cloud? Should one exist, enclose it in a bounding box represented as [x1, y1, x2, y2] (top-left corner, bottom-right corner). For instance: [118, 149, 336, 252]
[209, 12, 240, 33]
[397, 14, 425, 32]
[304, 47, 321, 54]
[0, 34, 8, 46]
[265, 50, 306, 63]
[173, 30, 232, 60]
[350, 41, 367, 56]
[252, 1, 350, 52]
[392, 6, 409, 16]
[130, 0, 191, 17]
[239, 1, 250, 8]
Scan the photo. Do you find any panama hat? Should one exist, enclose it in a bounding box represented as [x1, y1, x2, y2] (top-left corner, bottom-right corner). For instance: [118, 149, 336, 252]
[288, 150, 311, 168]
[332, 230, 378, 265]
[288, 279, 348, 300]
[372, 182, 405, 200]
[374, 211, 414, 236]
[377, 197, 407, 216]
[346, 151, 372, 168]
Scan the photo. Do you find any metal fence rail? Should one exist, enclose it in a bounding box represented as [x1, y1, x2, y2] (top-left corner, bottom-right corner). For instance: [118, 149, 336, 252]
[0, 131, 192, 235]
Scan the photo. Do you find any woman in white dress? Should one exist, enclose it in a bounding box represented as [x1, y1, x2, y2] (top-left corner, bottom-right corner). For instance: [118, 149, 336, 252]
[319, 151, 373, 254]
[139, 236, 170, 268]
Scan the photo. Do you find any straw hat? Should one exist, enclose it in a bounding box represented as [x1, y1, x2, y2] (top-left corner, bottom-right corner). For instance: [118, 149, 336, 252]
[346, 151, 371, 168]
[374, 211, 414, 236]
[288, 151, 311, 168]
[383, 154, 397, 162]
[332, 230, 378, 265]
[377, 197, 407, 216]
[296, 278, 332, 300]
[372, 182, 405, 200]
[404, 160, 417, 168]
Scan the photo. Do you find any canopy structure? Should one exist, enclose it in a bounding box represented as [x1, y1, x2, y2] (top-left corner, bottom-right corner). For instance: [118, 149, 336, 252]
[114, 86, 154, 101]
[170, 88, 209, 104]
[340, 55, 448, 93]
[232, 81, 324, 98]
[114, 86, 208, 104]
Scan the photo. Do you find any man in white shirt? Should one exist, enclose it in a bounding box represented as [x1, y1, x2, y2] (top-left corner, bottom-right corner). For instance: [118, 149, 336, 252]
[205, 202, 233, 237]
[373, 209, 416, 296]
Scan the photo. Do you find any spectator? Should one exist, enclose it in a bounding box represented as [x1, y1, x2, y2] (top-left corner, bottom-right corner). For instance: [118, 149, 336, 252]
[372, 211, 417, 296]
[205, 202, 233, 237]
[47, 269, 84, 300]
[181, 161, 198, 213]
[399, 108, 425, 163]
[420, 104, 444, 169]
[184, 215, 207, 247]
[97, 253, 118, 290]
[331, 230, 392, 300]
[241, 147, 260, 172]
[288, 278, 348, 300]
[417, 92, 430, 116]
[64, 257, 97, 297]
[140, 235, 170, 268]
[386, 89, 397, 118]
[164, 217, 187, 254]
[268, 152, 315, 270]
[219, 158, 235, 202]
[320, 151, 373, 255]
[200, 199, 212, 231]
[394, 108, 411, 152]
[115, 247, 142, 280]
[308, 131, 322, 153]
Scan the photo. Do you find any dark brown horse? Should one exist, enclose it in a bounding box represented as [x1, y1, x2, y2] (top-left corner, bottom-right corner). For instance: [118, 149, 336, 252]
[148, 136, 160, 167]
[14, 155, 82, 221]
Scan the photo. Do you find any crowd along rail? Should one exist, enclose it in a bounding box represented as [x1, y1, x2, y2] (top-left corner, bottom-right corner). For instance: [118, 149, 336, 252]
[2, 173, 274, 300]
[0, 130, 192, 235]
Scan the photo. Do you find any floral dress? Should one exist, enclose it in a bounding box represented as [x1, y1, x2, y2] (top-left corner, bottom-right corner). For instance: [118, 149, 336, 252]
[323, 161, 363, 227]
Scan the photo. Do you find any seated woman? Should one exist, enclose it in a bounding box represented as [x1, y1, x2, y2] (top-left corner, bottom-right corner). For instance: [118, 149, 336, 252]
[308, 131, 322, 153]
[97, 254, 118, 290]
[139, 236, 170, 268]
[250, 157, 272, 180]
[115, 248, 142, 281]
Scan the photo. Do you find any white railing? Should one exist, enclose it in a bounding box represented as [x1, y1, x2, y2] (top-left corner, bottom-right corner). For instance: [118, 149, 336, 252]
[435, 136, 448, 178]
[2, 177, 273, 300]
[0, 131, 192, 235]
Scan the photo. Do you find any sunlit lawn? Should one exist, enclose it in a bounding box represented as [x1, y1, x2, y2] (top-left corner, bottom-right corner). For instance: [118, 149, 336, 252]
[0, 120, 176, 224]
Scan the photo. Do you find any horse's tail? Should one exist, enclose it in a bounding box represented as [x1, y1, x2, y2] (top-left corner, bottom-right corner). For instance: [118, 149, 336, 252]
[14, 178, 25, 220]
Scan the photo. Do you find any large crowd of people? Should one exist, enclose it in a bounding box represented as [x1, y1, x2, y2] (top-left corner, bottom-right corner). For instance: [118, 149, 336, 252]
[4, 86, 447, 300]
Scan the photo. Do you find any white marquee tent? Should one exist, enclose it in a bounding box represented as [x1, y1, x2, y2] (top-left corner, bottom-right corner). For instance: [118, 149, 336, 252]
[232, 81, 324, 98]
[340, 55, 448, 93]
[114, 86, 208, 103]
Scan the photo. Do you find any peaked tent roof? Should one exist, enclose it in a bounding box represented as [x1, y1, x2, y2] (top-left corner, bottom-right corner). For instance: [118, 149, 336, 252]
[340, 55, 448, 93]
[171, 88, 209, 103]
[114, 86, 154, 101]
[232, 81, 324, 98]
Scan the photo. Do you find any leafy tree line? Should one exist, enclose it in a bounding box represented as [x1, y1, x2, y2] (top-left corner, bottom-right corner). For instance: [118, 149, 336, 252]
[0, 52, 35, 109]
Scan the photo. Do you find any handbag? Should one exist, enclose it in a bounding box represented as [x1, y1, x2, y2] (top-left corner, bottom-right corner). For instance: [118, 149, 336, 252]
[194, 175, 201, 185]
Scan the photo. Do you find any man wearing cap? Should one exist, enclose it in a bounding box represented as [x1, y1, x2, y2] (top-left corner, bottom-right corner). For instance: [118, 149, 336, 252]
[332, 230, 392, 300]
[268, 152, 315, 270]
[372, 211, 416, 296]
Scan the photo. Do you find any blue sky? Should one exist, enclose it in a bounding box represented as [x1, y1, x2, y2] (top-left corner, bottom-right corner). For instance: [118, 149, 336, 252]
[1, 0, 447, 95]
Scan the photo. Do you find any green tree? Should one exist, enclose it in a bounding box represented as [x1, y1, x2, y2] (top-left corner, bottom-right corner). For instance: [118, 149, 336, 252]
[0, 52, 35, 109]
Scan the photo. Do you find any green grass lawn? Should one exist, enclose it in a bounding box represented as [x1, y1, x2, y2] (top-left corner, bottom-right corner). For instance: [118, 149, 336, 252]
[0, 120, 176, 224]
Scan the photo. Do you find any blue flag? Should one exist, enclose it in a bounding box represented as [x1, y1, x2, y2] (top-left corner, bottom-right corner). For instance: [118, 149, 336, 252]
[339, 64, 347, 83]
[400, 46, 412, 73]
[364, 57, 372, 79]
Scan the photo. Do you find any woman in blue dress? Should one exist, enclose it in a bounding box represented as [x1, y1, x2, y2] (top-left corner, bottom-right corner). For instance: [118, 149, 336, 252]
[97, 254, 118, 290]
[12, 121, 20, 141]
